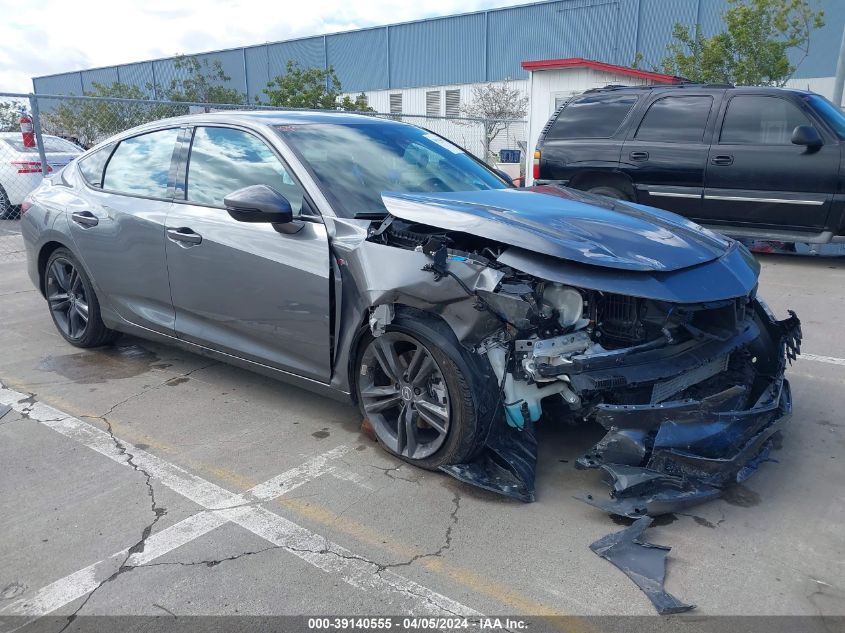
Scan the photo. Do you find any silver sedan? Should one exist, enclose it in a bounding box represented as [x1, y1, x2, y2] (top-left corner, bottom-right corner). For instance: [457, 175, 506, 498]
[21, 111, 801, 512]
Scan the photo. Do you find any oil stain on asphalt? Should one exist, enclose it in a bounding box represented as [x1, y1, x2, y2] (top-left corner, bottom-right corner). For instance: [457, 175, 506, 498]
[38, 342, 159, 383]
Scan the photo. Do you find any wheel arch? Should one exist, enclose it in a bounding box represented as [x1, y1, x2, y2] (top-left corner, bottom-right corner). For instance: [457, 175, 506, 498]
[568, 170, 637, 200]
[347, 303, 496, 408]
[37, 240, 71, 296]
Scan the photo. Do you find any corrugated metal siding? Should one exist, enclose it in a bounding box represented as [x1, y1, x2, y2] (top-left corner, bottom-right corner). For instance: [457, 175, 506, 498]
[487, 0, 625, 81]
[389, 13, 485, 88]
[81, 67, 119, 92]
[33, 72, 83, 95]
[119, 62, 155, 96]
[327, 29, 389, 92]
[195, 49, 248, 96]
[244, 46, 270, 102]
[31, 0, 845, 96]
[634, 0, 700, 70]
[267, 37, 326, 80]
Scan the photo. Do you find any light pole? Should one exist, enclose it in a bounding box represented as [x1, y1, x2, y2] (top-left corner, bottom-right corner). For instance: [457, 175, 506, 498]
[833, 23, 845, 107]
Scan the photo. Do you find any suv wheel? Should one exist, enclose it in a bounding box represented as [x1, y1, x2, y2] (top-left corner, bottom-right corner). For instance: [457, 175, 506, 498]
[587, 185, 631, 202]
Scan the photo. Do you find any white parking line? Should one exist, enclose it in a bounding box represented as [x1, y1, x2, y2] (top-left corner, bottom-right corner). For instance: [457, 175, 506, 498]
[0, 382, 479, 626]
[800, 353, 845, 367]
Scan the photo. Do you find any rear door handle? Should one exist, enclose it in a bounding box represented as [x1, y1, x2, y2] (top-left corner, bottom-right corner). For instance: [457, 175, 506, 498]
[71, 211, 98, 227]
[166, 227, 202, 246]
[711, 154, 734, 166]
[629, 151, 649, 161]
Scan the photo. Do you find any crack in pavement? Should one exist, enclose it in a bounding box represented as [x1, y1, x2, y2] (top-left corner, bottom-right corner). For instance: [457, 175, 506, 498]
[369, 463, 422, 485]
[58, 414, 168, 632]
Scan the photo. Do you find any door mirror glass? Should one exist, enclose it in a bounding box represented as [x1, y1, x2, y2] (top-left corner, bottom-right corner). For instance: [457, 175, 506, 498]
[791, 125, 823, 147]
[224, 185, 293, 224]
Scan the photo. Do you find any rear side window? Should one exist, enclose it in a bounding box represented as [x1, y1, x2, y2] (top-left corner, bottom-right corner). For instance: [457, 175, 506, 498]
[77, 144, 114, 188]
[635, 96, 713, 143]
[720, 95, 812, 145]
[185, 126, 304, 214]
[546, 94, 638, 139]
[103, 128, 179, 198]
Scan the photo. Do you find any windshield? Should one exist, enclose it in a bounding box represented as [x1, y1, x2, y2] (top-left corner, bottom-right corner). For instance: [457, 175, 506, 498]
[804, 94, 845, 139]
[274, 121, 507, 218]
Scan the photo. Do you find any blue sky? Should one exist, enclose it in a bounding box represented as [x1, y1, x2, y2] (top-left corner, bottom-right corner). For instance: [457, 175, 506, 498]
[0, 0, 520, 92]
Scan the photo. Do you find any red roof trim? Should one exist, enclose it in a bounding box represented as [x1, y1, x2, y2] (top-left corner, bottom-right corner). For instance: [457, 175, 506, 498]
[520, 57, 682, 84]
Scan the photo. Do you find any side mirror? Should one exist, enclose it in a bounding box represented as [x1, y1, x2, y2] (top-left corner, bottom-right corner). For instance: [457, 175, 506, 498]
[224, 184, 293, 224]
[791, 125, 823, 148]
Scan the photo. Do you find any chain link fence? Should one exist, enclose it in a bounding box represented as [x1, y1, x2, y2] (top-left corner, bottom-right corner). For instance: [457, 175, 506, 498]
[0, 92, 526, 236]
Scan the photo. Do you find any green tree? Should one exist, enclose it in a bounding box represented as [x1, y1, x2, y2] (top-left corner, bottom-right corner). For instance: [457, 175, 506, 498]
[42, 82, 175, 147]
[339, 92, 375, 112]
[264, 61, 342, 109]
[156, 55, 245, 104]
[657, 0, 824, 86]
[0, 100, 25, 132]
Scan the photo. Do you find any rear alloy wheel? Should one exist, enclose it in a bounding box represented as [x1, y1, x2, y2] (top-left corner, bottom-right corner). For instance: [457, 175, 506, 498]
[587, 185, 631, 201]
[45, 249, 117, 347]
[355, 316, 487, 470]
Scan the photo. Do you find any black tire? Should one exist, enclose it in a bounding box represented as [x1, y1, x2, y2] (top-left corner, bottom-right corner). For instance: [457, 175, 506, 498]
[0, 186, 18, 220]
[354, 311, 489, 470]
[44, 248, 118, 348]
[587, 185, 632, 201]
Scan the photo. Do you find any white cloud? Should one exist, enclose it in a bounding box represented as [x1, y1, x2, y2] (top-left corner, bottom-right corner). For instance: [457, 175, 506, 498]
[0, 0, 520, 92]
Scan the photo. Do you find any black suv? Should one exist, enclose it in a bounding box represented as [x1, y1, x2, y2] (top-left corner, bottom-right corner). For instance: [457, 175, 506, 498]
[535, 84, 845, 244]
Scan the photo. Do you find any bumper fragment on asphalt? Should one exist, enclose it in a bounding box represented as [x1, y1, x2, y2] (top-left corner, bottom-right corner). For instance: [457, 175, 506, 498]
[589, 516, 695, 615]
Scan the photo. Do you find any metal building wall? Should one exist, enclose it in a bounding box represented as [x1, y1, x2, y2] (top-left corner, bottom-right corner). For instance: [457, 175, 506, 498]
[32, 0, 845, 99]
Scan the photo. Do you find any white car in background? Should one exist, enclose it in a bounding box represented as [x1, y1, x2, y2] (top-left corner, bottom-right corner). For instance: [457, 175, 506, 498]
[0, 133, 83, 219]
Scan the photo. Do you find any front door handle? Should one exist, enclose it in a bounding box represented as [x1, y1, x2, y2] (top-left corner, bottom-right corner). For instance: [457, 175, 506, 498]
[711, 154, 734, 166]
[629, 151, 649, 161]
[71, 211, 99, 227]
[166, 227, 203, 246]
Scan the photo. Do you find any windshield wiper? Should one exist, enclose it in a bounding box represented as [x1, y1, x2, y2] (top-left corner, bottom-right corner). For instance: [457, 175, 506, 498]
[353, 212, 389, 220]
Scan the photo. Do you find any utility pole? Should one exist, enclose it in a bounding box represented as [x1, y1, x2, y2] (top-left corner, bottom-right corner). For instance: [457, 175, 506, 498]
[834, 23, 845, 107]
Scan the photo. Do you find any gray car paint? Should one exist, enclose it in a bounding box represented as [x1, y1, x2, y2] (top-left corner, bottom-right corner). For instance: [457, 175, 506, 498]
[165, 203, 333, 382]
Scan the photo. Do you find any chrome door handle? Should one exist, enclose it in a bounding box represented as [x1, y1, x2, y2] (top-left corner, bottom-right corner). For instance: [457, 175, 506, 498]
[166, 227, 202, 245]
[629, 151, 649, 161]
[71, 211, 99, 227]
[711, 155, 734, 166]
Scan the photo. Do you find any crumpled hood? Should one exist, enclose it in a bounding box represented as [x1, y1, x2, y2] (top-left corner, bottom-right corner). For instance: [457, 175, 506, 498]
[381, 186, 731, 272]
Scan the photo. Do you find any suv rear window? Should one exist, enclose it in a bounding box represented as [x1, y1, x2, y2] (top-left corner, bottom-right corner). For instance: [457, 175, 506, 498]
[635, 95, 713, 143]
[546, 94, 638, 139]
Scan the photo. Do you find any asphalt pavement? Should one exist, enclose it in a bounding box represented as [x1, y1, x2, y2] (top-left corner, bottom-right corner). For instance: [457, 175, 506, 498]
[0, 218, 843, 627]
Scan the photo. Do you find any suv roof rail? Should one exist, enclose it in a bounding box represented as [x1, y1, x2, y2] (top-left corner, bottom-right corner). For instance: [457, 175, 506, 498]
[583, 82, 735, 93]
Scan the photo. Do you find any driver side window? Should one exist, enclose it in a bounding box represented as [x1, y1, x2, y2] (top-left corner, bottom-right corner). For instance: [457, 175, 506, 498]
[186, 126, 305, 214]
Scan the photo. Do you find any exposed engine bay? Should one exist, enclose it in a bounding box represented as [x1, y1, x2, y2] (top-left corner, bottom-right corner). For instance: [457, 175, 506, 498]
[358, 203, 801, 514]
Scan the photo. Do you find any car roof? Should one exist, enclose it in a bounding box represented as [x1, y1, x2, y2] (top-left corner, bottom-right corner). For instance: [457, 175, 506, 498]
[582, 83, 816, 97]
[157, 109, 399, 127]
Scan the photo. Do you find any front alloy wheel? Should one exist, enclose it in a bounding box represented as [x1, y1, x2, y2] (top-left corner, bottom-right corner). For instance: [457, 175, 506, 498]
[359, 332, 451, 461]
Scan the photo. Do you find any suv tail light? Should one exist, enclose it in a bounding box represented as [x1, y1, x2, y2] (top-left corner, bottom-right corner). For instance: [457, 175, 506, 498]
[11, 161, 53, 174]
[532, 150, 540, 180]
[20, 198, 33, 216]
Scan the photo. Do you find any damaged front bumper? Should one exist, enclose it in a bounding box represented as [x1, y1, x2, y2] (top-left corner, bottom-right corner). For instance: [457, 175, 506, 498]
[576, 308, 802, 517]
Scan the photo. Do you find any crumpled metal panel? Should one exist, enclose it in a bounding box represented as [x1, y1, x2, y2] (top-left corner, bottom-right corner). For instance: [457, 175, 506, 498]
[381, 188, 730, 272]
[441, 419, 538, 502]
[590, 516, 694, 615]
[576, 309, 801, 518]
